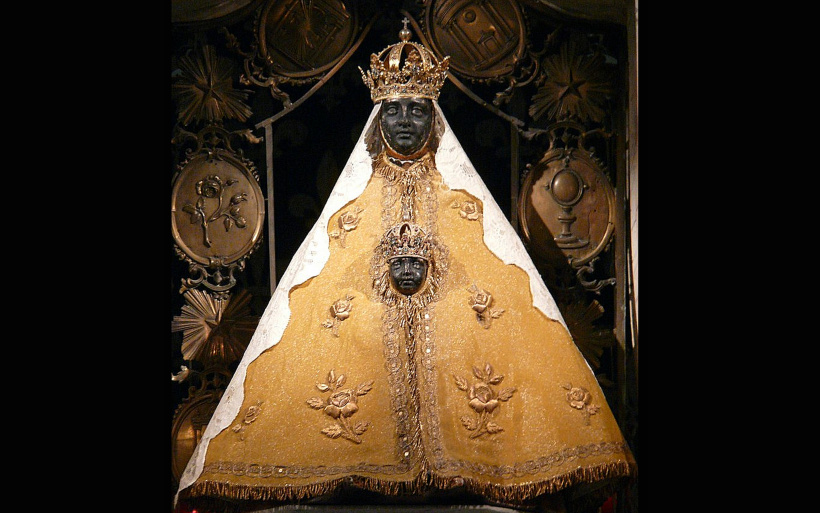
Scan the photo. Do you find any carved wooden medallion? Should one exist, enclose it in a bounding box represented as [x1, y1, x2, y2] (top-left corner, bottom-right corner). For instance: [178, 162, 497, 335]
[518, 140, 615, 268]
[171, 149, 265, 269]
[424, 0, 526, 80]
[257, 0, 357, 79]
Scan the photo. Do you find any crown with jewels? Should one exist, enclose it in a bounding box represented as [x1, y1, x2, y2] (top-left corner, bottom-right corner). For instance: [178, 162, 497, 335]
[360, 19, 449, 103]
[379, 222, 433, 261]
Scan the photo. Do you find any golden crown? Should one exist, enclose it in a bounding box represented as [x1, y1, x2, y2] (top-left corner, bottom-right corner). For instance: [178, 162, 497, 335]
[360, 19, 449, 103]
[379, 222, 433, 261]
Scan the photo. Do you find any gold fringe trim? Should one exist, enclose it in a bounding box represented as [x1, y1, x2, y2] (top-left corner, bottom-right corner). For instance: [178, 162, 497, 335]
[428, 461, 636, 504]
[179, 460, 635, 506]
[181, 473, 427, 504]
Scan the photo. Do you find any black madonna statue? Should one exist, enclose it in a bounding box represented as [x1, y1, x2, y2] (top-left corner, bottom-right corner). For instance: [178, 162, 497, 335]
[176, 21, 636, 513]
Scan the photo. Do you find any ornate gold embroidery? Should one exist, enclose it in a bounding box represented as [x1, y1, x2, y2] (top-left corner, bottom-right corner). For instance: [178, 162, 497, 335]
[562, 383, 600, 425]
[204, 440, 630, 479]
[454, 363, 516, 439]
[369, 149, 445, 466]
[451, 200, 482, 221]
[307, 370, 373, 444]
[329, 206, 364, 247]
[322, 295, 354, 337]
[467, 284, 505, 329]
[231, 400, 263, 440]
[373, 152, 436, 224]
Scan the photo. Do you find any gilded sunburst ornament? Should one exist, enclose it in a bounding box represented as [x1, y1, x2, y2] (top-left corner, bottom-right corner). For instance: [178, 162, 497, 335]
[172, 45, 253, 127]
[171, 288, 258, 367]
[530, 42, 612, 124]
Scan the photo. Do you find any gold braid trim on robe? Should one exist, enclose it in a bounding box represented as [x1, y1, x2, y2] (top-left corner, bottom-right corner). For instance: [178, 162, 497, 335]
[184, 460, 633, 504]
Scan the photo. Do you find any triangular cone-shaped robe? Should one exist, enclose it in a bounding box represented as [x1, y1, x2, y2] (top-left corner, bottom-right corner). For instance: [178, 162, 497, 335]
[176, 104, 635, 510]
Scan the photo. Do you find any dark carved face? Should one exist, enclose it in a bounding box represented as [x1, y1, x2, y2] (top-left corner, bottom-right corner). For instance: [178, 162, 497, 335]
[379, 97, 433, 156]
[388, 256, 429, 295]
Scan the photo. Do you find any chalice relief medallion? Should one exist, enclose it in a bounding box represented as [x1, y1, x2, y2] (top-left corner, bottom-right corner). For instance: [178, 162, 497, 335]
[543, 156, 588, 250]
[520, 145, 615, 268]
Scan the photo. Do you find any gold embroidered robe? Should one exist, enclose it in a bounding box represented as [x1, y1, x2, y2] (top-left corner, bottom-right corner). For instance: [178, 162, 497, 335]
[177, 105, 635, 510]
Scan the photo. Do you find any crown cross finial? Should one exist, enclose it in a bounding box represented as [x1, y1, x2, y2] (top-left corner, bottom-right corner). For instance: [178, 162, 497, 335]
[400, 18, 411, 42]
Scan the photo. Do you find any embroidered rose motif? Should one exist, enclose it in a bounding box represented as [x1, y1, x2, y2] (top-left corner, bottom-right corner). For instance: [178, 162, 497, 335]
[467, 284, 504, 328]
[231, 400, 263, 440]
[567, 387, 590, 409]
[561, 383, 600, 425]
[459, 201, 481, 221]
[325, 389, 359, 419]
[307, 369, 373, 444]
[329, 206, 363, 247]
[451, 200, 482, 221]
[471, 289, 491, 314]
[454, 363, 516, 439]
[332, 297, 353, 320]
[468, 383, 499, 413]
[339, 207, 363, 231]
[322, 294, 354, 336]
[243, 401, 263, 423]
